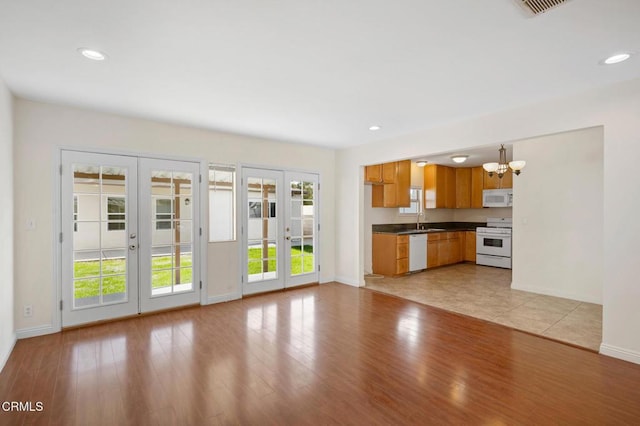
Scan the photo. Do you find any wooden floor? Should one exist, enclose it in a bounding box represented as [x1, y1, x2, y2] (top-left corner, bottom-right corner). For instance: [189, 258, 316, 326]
[1, 283, 640, 425]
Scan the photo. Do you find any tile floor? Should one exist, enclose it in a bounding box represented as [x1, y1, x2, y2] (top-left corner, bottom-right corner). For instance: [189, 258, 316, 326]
[364, 263, 603, 351]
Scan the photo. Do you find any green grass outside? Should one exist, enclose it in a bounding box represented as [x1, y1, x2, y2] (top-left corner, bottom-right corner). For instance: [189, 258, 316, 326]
[248, 245, 314, 276]
[73, 254, 192, 299]
[74, 245, 314, 299]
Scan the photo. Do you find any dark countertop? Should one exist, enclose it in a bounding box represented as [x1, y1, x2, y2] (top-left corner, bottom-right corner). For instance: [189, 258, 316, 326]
[372, 222, 485, 235]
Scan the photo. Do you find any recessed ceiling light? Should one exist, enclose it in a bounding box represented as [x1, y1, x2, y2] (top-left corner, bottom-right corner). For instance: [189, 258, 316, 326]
[78, 48, 107, 61]
[369, 125, 381, 131]
[602, 53, 631, 65]
[451, 155, 468, 164]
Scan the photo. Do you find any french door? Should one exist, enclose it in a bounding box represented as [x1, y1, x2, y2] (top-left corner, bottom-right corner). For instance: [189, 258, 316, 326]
[60, 151, 200, 327]
[241, 167, 319, 295]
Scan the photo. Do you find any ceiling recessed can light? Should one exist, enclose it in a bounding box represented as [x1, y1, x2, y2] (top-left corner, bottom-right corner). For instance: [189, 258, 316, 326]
[451, 155, 468, 164]
[603, 53, 631, 65]
[78, 48, 107, 61]
[369, 125, 381, 131]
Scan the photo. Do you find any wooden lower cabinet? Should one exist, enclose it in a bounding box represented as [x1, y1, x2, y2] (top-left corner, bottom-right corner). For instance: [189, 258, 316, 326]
[427, 240, 439, 269]
[375, 231, 476, 275]
[373, 234, 409, 276]
[427, 231, 464, 268]
[464, 231, 476, 262]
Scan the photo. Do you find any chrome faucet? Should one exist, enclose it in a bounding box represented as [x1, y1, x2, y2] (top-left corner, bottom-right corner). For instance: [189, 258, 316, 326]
[416, 211, 424, 230]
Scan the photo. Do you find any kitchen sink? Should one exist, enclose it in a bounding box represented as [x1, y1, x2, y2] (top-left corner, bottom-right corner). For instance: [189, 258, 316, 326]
[399, 228, 447, 234]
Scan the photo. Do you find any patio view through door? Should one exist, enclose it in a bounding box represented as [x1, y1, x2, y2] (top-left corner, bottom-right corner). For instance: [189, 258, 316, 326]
[60, 150, 200, 327]
[241, 167, 319, 295]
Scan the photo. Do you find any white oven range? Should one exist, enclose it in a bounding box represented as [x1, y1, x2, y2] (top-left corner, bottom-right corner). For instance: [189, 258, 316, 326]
[476, 217, 512, 269]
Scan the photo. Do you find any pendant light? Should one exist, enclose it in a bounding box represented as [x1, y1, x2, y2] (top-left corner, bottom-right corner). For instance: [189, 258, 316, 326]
[483, 145, 526, 178]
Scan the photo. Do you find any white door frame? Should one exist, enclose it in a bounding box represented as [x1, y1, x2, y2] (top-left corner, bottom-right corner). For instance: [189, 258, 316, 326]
[53, 147, 208, 333]
[60, 151, 140, 327]
[240, 166, 320, 296]
[138, 157, 201, 313]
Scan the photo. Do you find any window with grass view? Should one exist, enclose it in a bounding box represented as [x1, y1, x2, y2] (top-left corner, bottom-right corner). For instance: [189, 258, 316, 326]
[209, 164, 236, 242]
[288, 180, 316, 276]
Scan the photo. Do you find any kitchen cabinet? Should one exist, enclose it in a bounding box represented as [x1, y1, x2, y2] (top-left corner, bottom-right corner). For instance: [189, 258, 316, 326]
[382, 162, 397, 183]
[424, 164, 456, 209]
[371, 160, 411, 208]
[455, 168, 471, 209]
[365, 164, 383, 184]
[373, 233, 409, 276]
[484, 169, 512, 189]
[427, 232, 462, 268]
[427, 238, 439, 269]
[463, 231, 476, 262]
[471, 167, 484, 208]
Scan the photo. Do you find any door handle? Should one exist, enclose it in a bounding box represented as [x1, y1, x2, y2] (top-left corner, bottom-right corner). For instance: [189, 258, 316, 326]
[129, 233, 136, 239]
[129, 244, 137, 251]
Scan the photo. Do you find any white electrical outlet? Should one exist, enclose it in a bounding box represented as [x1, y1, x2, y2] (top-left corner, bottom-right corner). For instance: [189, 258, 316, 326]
[23, 305, 33, 317]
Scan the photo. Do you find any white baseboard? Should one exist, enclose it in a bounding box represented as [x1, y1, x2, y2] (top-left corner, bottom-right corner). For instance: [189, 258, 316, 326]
[0, 334, 17, 373]
[334, 276, 362, 287]
[510, 282, 602, 305]
[16, 324, 57, 340]
[600, 343, 640, 365]
[206, 292, 242, 305]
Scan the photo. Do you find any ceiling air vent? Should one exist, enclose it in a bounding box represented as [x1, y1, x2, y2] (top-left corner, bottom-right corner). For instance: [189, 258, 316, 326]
[518, 0, 569, 15]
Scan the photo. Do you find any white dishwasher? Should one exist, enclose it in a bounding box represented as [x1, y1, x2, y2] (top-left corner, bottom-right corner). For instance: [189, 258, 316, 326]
[409, 234, 427, 271]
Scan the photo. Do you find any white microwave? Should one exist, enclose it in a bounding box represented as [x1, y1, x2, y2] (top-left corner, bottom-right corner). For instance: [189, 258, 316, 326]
[483, 189, 513, 208]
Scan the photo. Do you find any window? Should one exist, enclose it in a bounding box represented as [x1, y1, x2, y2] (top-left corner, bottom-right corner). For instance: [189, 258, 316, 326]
[107, 197, 126, 231]
[155, 198, 174, 230]
[399, 187, 422, 215]
[209, 164, 236, 242]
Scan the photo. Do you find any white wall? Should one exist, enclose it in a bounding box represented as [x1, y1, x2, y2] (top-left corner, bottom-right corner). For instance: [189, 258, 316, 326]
[0, 77, 15, 371]
[336, 78, 640, 364]
[512, 127, 603, 303]
[13, 99, 336, 332]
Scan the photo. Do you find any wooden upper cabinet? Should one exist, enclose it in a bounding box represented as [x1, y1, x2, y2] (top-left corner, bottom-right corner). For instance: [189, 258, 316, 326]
[372, 183, 396, 207]
[455, 168, 471, 209]
[501, 169, 513, 189]
[365, 164, 383, 184]
[382, 162, 397, 184]
[396, 160, 411, 207]
[424, 164, 449, 209]
[370, 160, 411, 207]
[483, 169, 512, 189]
[444, 167, 456, 209]
[470, 167, 484, 208]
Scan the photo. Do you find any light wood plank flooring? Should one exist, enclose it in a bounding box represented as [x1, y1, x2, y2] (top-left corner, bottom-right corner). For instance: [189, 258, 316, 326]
[366, 263, 603, 350]
[1, 283, 637, 425]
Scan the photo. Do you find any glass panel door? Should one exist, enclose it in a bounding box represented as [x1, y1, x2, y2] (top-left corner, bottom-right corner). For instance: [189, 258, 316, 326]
[284, 172, 319, 287]
[242, 168, 284, 295]
[139, 158, 201, 313]
[61, 151, 139, 327]
[241, 168, 319, 295]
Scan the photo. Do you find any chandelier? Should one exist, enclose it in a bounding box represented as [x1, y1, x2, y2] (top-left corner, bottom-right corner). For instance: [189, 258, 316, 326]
[482, 144, 526, 178]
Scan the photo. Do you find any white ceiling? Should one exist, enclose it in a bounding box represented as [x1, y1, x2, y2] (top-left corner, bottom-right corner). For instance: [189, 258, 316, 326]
[0, 0, 638, 149]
